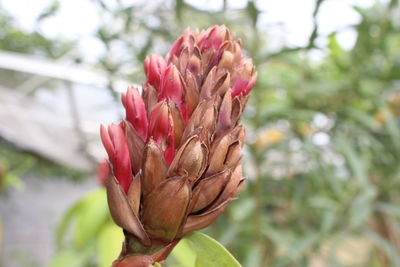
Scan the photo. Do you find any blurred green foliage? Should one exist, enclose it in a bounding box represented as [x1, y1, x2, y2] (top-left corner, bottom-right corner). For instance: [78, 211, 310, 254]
[0, 7, 71, 57]
[51, 189, 123, 267]
[0, 139, 86, 186]
[0, 7, 73, 89]
[1, 0, 400, 266]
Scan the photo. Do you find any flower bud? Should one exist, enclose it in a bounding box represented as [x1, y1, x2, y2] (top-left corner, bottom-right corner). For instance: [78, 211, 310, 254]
[148, 101, 175, 164]
[141, 139, 167, 196]
[124, 121, 144, 174]
[159, 64, 188, 120]
[100, 124, 132, 193]
[145, 54, 167, 90]
[168, 136, 207, 180]
[101, 25, 256, 264]
[142, 176, 190, 242]
[190, 169, 230, 212]
[197, 25, 228, 51]
[167, 29, 194, 62]
[121, 86, 148, 140]
[143, 85, 158, 116]
[107, 175, 150, 245]
[231, 59, 257, 97]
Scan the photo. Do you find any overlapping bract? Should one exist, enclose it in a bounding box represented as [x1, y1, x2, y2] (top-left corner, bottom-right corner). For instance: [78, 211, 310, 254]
[100, 25, 256, 256]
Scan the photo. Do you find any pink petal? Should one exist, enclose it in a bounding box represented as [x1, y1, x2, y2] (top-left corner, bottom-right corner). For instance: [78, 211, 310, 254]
[106, 124, 132, 193]
[123, 86, 149, 141]
[145, 55, 167, 90]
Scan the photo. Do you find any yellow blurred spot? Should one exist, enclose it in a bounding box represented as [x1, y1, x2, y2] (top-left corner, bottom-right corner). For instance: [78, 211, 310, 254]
[375, 93, 400, 124]
[297, 122, 313, 137]
[374, 108, 396, 124]
[256, 128, 284, 149]
[375, 110, 388, 124]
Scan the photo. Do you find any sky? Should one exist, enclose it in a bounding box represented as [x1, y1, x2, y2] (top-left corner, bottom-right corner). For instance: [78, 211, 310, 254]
[1, 0, 384, 63]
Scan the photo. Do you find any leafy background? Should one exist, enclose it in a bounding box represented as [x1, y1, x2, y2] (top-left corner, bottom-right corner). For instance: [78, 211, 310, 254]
[0, 0, 400, 266]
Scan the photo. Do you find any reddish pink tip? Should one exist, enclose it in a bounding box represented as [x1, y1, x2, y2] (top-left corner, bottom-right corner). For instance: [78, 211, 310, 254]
[148, 101, 175, 165]
[197, 25, 226, 51]
[167, 29, 192, 62]
[100, 124, 132, 193]
[158, 64, 188, 119]
[145, 55, 167, 90]
[121, 86, 149, 140]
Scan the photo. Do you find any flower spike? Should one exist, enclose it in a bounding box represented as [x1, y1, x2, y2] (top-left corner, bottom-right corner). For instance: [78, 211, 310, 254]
[101, 25, 256, 265]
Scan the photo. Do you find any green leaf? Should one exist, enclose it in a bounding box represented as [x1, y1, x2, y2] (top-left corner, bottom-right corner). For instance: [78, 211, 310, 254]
[185, 232, 241, 267]
[56, 195, 84, 247]
[172, 239, 196, 267]
[175, 0, 185, 21]
[2, 173, 25, 191]
[56, 189, 109, 248]
[365, 228, 400, 266]
[336, 136, 368, 187]
[97, 223, 124, 267]
[246, 1, 259, 26]
[243, 245, 262, 267]
[73, 189, 109, 248]
[36, 1, 60, 22]
[49, 248, 92, 267]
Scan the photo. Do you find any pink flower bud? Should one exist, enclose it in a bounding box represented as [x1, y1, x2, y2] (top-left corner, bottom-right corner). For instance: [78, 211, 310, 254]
[121, 86, 149, 140]
[197, 25, 227, 51]
[167, 29, 192, 62]
[231, 60, 257, 97]
[159, 65, 188, 121]
[144, 55, 167, 90]
[100, 26, 257, 264]
[100, 124, 132, 193]
[148, 101, 175, 165]
[159, 65, 184, 103]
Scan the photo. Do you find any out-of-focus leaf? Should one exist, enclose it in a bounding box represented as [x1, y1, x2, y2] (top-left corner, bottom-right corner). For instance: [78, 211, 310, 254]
[175, 0, 185, 21]
[49, 248, 92, 267]
[246, 1, 259, 26]
[349, 188, 376, 229]
[243, 245, 261, 267]
[56, 195, 84, 247]
[185, 231, 241, 267]
[218, 224, 240, 246]
[336, 136, 368, 187]
[56, 188, 109, 248]
[365, 229, 400, 266]
[349, 109, 379, 131]
[172, 239, 196, 267]
[230, 198, 255, 221]
[289, 233, 319, 259]
[375, 202, 400, 219]
[384, 113, 400, 150]
[36, 1, 60, 22]
[2, 173, 24, 191]
[97, 223, 124, 267]
[137, 38, 153, 62]
[262, 226, 289, 251]
[73, 189, 109, 247]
